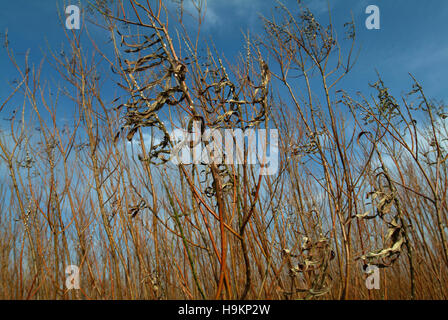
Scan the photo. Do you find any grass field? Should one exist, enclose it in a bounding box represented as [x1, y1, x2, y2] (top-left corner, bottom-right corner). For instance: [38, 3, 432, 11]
[0, 0, 447, 299]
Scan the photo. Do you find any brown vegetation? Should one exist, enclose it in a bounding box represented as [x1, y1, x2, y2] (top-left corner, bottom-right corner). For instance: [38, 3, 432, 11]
[0, 0, 447, 299]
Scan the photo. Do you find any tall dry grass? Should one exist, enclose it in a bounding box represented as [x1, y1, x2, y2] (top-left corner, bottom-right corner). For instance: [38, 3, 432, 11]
[0, 0, 447, 299]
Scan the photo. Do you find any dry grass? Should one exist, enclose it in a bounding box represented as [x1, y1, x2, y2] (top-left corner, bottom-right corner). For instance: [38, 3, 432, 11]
[0, 0, 447, 299]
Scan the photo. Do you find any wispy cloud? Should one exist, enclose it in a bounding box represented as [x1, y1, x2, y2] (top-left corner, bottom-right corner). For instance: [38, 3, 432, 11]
[302, 0, 332, 15]
[178, 0, 264, 28]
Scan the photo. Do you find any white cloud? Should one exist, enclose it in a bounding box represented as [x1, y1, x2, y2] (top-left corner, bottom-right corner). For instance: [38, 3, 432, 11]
[303, 0, 332, 15]
[176, 0, 264, 28]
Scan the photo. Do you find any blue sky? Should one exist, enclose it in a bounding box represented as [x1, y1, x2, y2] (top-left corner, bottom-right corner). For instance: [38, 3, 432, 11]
[0, 0, 446, 229]
[192, 0, 448, 101]
[1, 0, 448, 120]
